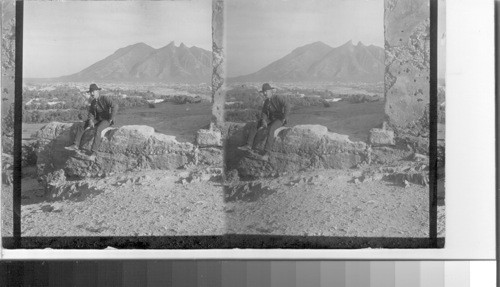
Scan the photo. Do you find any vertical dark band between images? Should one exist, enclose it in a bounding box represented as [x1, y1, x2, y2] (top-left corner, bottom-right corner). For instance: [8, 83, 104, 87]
[429, 0, 439, 247]
[495, 0, 499, 282]
[12, 0, 24, 248]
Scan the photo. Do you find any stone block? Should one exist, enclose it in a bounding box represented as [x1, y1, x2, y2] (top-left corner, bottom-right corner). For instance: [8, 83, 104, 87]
[196, 129, 222, 147]
[224, 122, 369, 179]
[369, 128, 395, 146]
[34, 122, 196, 179]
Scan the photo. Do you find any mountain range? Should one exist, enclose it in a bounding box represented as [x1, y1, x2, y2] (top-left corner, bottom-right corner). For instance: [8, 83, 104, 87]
[58, 42, 212, 84]
[230, 40, 384, 83]
[57, 40, 384, 84]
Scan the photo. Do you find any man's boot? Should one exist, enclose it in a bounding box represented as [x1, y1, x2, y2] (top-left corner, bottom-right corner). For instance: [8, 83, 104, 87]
[237, 145, 252, 151]
[259, 151, 270, 161]
[75, 150, 96, 161]
[86, 151, 97, 161]
[65, 144, 79, 151]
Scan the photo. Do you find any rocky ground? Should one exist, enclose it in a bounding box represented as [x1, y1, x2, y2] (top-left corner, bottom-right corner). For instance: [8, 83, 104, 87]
[225, 167, 444, 238]
[18, 168, 226, 237]
[1, 185, 13, 237]
[11, 163, 444, 238]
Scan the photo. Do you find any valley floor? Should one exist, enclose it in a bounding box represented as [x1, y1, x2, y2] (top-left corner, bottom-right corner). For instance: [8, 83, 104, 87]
[21, 101, 213, 143]
[289, 101, 385, 142]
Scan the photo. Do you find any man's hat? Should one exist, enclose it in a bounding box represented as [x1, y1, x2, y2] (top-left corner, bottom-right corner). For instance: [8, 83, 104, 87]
[88, 83, 102, 93]
[260, 83, 275, 93]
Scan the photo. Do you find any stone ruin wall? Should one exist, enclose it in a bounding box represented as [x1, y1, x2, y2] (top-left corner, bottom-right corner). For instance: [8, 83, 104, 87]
[384, 0, 430, 143]
[1, 0, 16, 127]
[1, 0, 16, 237]
[211, 0, 225, 128]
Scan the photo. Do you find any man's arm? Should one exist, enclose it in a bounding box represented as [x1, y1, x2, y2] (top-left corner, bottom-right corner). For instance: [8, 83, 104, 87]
[283, 99, 291, 120]
[103, 96, 118, 123]
[259, 100, 269, 128]
[87, 101, 95, 126]
[278, 96, 291, 123]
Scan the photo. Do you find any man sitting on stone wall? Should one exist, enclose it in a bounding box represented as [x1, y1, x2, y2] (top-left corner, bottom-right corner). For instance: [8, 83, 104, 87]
[239, 83, 291, 161]
[65, 83, 118, 161]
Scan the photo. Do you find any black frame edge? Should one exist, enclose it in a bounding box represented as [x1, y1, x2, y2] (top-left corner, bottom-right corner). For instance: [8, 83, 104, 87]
[495, 0, 499, 282]
[428, 0, 439, 247]
[12, 0, 24, 248]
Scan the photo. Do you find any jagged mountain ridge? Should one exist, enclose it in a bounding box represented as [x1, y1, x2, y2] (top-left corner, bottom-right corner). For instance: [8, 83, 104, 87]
[59, 42, 212, 84]
[231, 40, 384, 83]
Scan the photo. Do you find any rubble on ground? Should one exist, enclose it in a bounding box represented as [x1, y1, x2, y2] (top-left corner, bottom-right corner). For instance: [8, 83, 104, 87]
[40, 169, 66, 195]
[350, 161, 429, 187]
[177, 167, 223, 185]
[224, 169, 240, 184]
[225, 181, 276, 202]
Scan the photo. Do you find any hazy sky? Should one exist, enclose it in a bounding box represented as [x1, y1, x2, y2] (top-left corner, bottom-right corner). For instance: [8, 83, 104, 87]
[226, 0, 384, 77]
[23, 1, 212, 78]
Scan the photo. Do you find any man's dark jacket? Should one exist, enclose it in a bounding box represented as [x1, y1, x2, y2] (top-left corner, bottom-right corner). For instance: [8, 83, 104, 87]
[88, 95, 118, 122]
[261, 94, 291, 123]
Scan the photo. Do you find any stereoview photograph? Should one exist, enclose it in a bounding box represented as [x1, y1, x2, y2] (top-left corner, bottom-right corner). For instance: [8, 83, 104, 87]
[1, 0, 445, 249]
